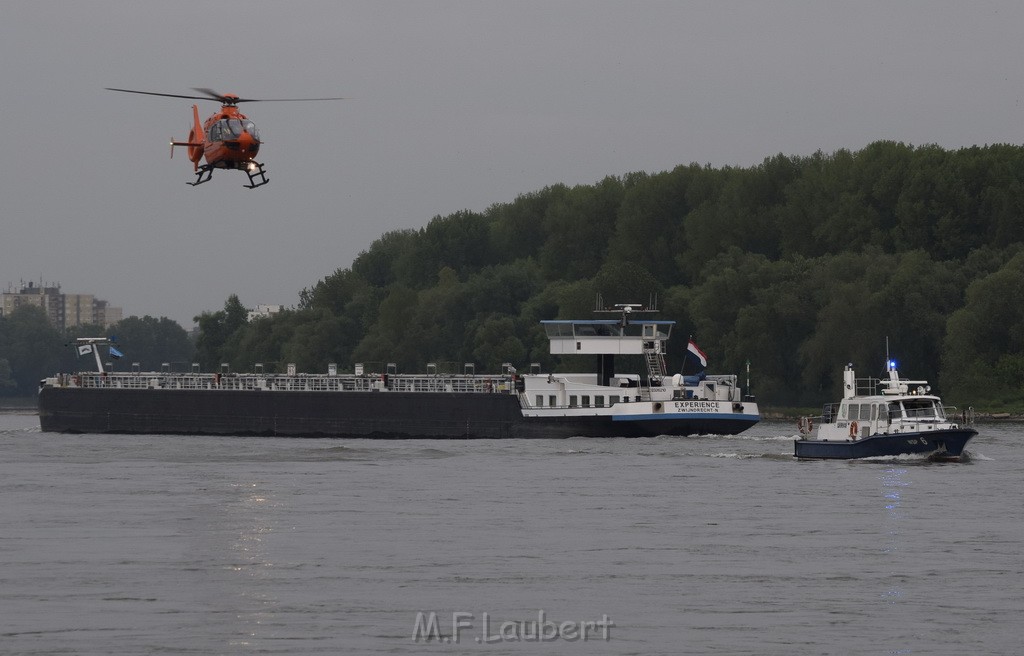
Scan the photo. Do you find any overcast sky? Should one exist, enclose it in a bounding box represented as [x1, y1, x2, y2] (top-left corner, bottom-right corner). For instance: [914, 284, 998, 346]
[3, 1, 1023, 327]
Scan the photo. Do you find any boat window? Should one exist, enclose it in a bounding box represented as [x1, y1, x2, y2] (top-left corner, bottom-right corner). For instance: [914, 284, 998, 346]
[595, 395, 605, 407]
[838, 405, 847, 420]
[569, 395, 578, 408]
[582, 395, 590, 407]
[535, 395, 544, 407]
[871, 404, 879, 421]
[544, 323, 574, 338]
[888, 402, 902, 419]
[549, 395, 557, 407]
[609, 395, 619, 405]
[859, 404, 872, 421]
[902, 398, 936, 419]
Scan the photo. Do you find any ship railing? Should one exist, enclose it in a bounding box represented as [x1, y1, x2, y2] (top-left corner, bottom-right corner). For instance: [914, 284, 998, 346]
[942, 404, 974, 426]
[818, 403, 840, 424]
[60, 371, 516, 393]
[853, 377, 883, 396]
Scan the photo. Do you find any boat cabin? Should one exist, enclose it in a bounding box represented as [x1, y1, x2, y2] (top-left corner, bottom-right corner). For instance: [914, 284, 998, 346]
[518, 313, 744, 412]
[814, 363, 957, 440]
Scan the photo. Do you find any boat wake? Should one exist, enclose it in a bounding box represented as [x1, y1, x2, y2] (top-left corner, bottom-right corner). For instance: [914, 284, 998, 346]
[707, 452, 790, 461]
[850, 451, 976, 465]
[731, 433, 795, 442]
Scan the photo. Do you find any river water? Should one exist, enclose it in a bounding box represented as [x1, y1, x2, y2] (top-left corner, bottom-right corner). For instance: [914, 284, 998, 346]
[1, 412, 1021, 655]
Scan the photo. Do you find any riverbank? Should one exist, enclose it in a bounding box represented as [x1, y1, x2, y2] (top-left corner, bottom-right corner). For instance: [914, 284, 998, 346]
[0, 397, 36, 414]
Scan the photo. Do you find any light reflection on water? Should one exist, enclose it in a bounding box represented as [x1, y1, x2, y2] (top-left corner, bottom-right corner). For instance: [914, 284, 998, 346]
[881, 467, 908, 613]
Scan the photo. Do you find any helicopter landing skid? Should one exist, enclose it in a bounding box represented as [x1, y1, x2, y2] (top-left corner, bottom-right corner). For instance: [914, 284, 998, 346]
[187, 165, 215, 186]
[243, 161, 269, 189]
[186, 162, 268, 188]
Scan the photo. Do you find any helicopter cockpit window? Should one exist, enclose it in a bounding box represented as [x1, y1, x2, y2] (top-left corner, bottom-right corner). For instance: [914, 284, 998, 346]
[208, 120, 228, 141]
[224, 119, 260, 139]
[209, 119, 259, 141]
[243, 120, 259, 139]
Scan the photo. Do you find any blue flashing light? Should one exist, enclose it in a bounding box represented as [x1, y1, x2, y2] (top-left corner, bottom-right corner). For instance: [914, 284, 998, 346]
[888, 360, 897, 369]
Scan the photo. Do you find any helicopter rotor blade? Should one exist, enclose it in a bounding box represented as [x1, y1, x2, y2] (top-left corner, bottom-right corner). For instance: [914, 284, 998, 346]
[109, 87, 347, 104]
[105, 87, 217, 101]
[192, 87, 346, 103]
[232, 96, 348, 103]
[191, 88, 233, 103]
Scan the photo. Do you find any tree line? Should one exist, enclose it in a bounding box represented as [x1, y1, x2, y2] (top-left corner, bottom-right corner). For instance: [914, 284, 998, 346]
[0, 310, 193, 397]
[5, 140, 1024, 408]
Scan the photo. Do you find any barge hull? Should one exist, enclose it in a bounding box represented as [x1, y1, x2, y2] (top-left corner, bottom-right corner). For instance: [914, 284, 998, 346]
[38, 387, 756, 439]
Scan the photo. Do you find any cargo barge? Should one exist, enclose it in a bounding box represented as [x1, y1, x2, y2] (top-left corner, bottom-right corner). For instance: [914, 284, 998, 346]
[39, 304, 760, 439]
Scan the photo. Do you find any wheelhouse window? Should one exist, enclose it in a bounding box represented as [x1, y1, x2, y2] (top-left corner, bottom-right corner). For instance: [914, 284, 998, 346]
[902, 398, 938, 419]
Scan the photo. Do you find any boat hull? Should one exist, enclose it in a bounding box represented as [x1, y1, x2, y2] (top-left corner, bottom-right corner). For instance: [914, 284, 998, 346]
[38, 387, 758, 439]
[794, 428, 977, 460]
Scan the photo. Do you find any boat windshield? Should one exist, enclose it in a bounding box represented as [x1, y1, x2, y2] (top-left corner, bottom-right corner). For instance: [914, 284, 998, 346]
[900, 398, 940, 419]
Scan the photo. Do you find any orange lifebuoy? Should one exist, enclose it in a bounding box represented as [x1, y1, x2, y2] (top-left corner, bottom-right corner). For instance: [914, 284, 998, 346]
[849, 420, 859, 439]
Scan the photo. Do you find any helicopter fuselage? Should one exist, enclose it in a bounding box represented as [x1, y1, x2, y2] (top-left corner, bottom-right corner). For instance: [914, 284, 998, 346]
[173, 100, 268, 187]
[200, 105, 261, 168]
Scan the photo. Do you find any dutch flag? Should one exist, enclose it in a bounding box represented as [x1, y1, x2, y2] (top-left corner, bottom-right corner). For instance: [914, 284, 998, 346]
[686, 339, 708, 370]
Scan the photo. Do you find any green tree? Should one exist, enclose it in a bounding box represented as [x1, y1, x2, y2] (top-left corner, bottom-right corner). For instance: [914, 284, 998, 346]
[538, 177, 623, 281]
[0, 358, 17, 395]
[471, 315, 527, 371]
[193, 294, 248, 371]
[0, 305, 63, 395]
[941, 252, 1024, 404]
[107, 316, 193, 371]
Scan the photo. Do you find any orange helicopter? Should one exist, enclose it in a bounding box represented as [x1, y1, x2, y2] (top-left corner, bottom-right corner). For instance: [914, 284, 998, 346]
[106, 87, 345, 188]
